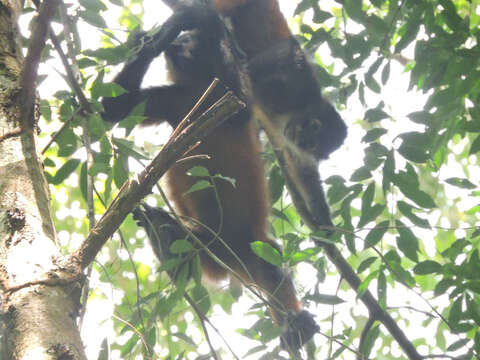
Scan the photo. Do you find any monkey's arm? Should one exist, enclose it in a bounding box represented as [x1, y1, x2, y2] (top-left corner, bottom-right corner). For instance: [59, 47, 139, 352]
[102, 2, 218, 126]
[102, 84, 200, 127]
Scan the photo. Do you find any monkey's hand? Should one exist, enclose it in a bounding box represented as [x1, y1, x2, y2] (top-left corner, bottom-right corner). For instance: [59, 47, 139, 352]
[133, 204, 185, 263]
[281, 310, 319, 350]
[140, 0, 220, 59]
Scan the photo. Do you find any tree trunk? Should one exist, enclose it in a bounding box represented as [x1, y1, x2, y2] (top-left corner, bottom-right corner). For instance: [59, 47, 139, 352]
[0, 1, 87, 359]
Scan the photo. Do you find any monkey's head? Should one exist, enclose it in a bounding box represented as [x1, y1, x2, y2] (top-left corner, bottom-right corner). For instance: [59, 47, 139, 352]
[248, 38, 346, 161]
[283, 101, 347, 161]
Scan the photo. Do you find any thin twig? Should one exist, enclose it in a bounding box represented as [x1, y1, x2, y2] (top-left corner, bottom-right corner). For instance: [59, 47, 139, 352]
[19, 0, 61, 130]
[379, 0, 407, 53]
[183, 293, 220, 360]
[165, 78, 220, 148]
[118, 231, 147, 333]
[41, 108, 80, 154]
[111, 314, 152, 359]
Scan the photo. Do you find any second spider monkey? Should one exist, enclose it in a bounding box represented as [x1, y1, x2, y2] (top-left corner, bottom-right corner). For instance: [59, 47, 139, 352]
[102, 1, 318, 350]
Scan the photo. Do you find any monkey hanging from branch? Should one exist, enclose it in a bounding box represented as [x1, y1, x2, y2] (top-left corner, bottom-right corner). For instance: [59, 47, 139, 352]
[102, 0, 346, 350]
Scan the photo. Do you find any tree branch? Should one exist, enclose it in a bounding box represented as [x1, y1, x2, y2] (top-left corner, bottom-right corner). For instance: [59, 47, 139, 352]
[18, 0, 61, 130]
[69, 91, 245, 270]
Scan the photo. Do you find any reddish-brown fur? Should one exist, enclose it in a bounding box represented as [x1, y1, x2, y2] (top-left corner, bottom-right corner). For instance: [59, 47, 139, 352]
[213, 0, 291, 56]
[165, 118, 301, 320]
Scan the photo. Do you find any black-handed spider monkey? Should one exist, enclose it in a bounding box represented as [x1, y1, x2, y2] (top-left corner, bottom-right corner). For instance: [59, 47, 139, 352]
[102, 0, 320, 349]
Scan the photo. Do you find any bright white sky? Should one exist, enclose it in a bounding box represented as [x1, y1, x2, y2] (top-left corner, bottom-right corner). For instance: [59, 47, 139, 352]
[19, 0, 480, 358]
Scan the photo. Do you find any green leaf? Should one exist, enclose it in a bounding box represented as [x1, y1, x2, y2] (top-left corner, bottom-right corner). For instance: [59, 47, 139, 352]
[395, 11, 422, 53]
[190, 285, 211, 315]
[92, 82, 126, 100]
[397, 201, 430, 229]
[79, 0, 107, 12]
[97, 338, 109, 360]
[464, 281, 480, 294]
[56, 128, 79, 157]
[395, 220, 419, 262]
[327, 178, 351, 204]
[172, 332, 196, 346]
[120, 334, 138, 356]
[112, 137, 150, 160]
[359, 184, 385, 227]
[393, 172, 436, 209]
[362, 128, 388, 143]
[445, 177, 476, 190]
[344, 0, 365, 22]
[118, 102, 146, 135]
[358, 257, 377, 274]
[250, 241, 282, 266]
[77, 58, 98, 69]
[170, 239, 193, 254]
[39, 99, 51, 122]
[51, 159, 81, 185]
[364, 220, 389, 248]
[381, 62, 390, 85]
[439, 0, 463, 31]
[398, 143, 429, 163]
[78, 9, 107, 28]
[377, 271, 386, 308]
[359, 204, 385, 228]
[448, 296, 463, 327]
[413, 260, 442, 275]
[469, 135, 480, 155]
[192, 254, 202, 284]
[43, 158, 55, 167]
[365, 74, 381, 93]
[434, 278, 456, 296]
[357, 270, 378, 298]
[290, 247, 321, 266]
[83, 46, 129, 65]
[315, 294, 345, 305]
[467, 296, 480, 326]
[88, 162, 111, 176]
[350, 166, 372, 182]
[361, 183, 374, 213]
[365, 108, 389, 123]
[408, 111, 435, 125]
[447, 339, 469, 352]
[187, 166, 210, 177]
[214, 174, 236, 187]
[184, 180, 212, 195]
[112, 155, 128, 188]
[88, 114, 106, 140]
[359, 324, 380, 358]
[158, 258, 183, 273]
[268, 165, 284, 204]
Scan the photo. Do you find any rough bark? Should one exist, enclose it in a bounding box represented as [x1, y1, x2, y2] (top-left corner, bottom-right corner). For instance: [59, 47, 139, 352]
[0, 1, 86, 359]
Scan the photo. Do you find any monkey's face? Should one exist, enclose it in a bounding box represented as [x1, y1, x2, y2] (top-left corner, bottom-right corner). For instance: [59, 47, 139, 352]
[283, 102, 347, 161]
